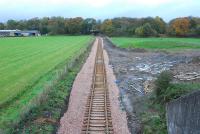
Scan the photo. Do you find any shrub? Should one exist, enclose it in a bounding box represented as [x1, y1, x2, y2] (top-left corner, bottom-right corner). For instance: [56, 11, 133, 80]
[154, 71, 200, 104]
[154, 71, 172, 103]
[142, 71, 200, 133]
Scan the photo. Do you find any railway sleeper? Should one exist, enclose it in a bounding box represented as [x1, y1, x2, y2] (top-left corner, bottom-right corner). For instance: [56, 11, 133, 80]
[93, 90, 106, 92]
[89, 117, 112, 120]
[82, 124, 106, 128]
[92, 100, 105, 102]
[87, 126, 112, 131]
[81, 129, 113, 133]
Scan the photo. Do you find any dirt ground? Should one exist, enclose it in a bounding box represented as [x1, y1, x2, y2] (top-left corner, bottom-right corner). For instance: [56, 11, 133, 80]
[103, 37, 200, 134]
[172, 58, 200, 83]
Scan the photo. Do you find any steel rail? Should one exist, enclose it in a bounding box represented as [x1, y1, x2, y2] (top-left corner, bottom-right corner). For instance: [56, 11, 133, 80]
[82, 38, 113, 134]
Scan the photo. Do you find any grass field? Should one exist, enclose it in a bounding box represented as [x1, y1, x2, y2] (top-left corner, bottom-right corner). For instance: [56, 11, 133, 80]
[13, 41, 92, 133]
[0, 36, 93, 132]
[0, 36, 93, 105]
[111, 37, 200, 50]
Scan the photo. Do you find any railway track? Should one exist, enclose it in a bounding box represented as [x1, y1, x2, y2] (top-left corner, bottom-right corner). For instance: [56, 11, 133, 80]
[82, 38, 113, 134]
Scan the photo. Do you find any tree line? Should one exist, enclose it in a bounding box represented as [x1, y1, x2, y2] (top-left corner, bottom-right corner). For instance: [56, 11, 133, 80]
[101, 16, 200, 37]
[0, 17, 98, 35]
[0, 16, 200, 37]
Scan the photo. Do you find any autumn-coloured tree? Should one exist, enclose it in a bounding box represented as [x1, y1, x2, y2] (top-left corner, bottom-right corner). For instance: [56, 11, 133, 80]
[1, 16, 200, 36]
[100, 19, 114, 36]
[66, 17, 84, 34]
[154, 16, 166, 34]
[135, 26, 143, 36]
[135, 23, 157, 37]
[171, 18, 190, 36]
[47, 17, 65, 35]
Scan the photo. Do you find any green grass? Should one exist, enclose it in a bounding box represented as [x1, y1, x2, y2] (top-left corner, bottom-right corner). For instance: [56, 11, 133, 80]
[142, 82, 200, 134]
[13, 42, 91, 134]
[111, 37, 200, 50]
[0, 36, 94, 132]
[0, 36, 93, 105]
[140, 71, 200, 134]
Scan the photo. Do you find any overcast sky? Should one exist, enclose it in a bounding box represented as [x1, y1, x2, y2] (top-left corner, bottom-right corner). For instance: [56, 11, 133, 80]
[0, 0, 200, 22]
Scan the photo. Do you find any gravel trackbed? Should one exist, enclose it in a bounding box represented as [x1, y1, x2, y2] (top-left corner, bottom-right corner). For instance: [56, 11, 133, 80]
[57, 38, 130, 134]
[57, 39, 97, 134]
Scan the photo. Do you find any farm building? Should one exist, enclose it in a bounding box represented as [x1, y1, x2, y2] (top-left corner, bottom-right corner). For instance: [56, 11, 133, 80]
[0, 30, 40, 37]
[0, 30, 20, 37]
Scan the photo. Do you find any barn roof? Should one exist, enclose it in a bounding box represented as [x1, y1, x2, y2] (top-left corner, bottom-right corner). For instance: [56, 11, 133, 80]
[0, 30, 21, 32]
[15, 30, 39, 33]
[0, 30, 40, 33]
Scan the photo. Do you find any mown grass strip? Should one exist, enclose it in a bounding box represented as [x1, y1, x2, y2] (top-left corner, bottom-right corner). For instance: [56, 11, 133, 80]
[11, 39, 93, 134]
[111, 37, 200, 50]
[0, 36, 93, 106]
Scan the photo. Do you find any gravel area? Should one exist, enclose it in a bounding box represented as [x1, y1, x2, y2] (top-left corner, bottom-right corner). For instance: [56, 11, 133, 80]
[103, 37, 200, 133]
[103, 39, 130, 134]
[57, 39, 97, 134]
[172, 58, 200, 82]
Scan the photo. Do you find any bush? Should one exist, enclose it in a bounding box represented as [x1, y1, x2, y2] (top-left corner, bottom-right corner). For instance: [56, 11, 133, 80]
[154, 71, 200, 104]
[141, 71, 200, 134]
[154, 71, 172, 103]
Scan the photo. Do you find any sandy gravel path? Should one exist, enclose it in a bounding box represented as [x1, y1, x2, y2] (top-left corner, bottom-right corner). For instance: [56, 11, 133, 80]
[58, 38, 130, 134]
[103, 39, 130, 134]
[57, 39, 97, 134]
